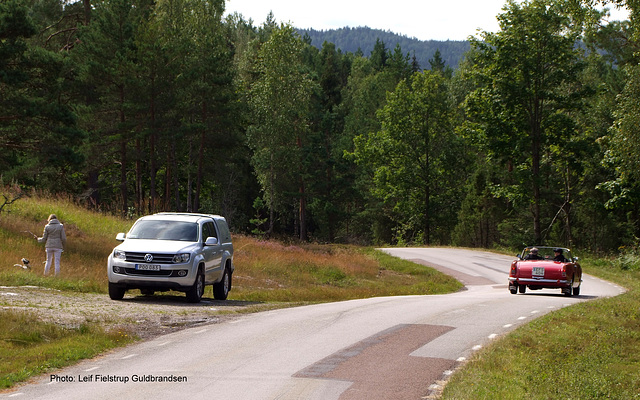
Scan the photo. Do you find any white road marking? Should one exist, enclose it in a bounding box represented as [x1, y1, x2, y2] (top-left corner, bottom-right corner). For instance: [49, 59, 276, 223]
[121, 354, 137, 360]
[84, 367, 99, 372]
[488, 334, 498, 339]
[503, 324, 513, 328]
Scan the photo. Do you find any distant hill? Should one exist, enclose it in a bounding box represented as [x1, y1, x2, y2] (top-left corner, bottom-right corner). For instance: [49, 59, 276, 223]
[297, 26, 470, 71]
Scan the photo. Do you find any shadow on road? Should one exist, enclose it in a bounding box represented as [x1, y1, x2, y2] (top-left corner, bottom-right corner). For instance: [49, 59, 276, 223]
[121, 293, 262, 308]
[518, 292, 599, 300]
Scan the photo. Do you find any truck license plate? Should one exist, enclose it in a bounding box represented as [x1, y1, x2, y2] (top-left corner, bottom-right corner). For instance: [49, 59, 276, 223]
[532, 266, 545, 276]
[135, 264, 161, 271]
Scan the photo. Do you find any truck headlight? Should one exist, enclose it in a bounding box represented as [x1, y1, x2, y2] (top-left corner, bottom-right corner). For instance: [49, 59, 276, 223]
[173, 253, 190, 263]
[113, 250, 126, 260]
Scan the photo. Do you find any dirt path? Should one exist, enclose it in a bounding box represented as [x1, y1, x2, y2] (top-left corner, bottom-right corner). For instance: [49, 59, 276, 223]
[0, 285, 264, 339]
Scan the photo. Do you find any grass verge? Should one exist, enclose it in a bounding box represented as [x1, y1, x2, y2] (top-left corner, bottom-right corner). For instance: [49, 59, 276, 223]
[0, 309, 134, 389]
[441, 256, 640, 399]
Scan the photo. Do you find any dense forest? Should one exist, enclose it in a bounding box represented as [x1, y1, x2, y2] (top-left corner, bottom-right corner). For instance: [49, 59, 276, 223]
[1, 0, 639, 252]
[298, 26, 470, 70]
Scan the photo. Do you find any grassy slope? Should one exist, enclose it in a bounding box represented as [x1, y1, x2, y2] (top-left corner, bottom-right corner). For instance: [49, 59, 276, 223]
[0, 194, 131, 290]
[0, 193, 462, 299]
[0, 309, 134, 389]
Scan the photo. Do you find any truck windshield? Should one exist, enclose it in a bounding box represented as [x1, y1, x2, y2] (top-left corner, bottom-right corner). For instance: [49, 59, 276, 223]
[127, 221, 198, 242]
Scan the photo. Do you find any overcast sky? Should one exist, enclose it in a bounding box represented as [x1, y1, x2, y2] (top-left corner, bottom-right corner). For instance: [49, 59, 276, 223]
[224, 0, 630, 41]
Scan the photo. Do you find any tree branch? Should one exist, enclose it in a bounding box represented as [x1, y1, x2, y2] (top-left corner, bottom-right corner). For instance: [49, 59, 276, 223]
[0, 193, 24, 214]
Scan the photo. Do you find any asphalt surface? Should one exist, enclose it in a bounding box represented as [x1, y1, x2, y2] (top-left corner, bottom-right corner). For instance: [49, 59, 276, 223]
[2, 248, 625, 400]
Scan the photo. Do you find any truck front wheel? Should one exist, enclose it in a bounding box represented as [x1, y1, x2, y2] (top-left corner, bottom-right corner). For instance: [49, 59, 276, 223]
[186, 268, 205, 303]
[108, 283, 126, 300]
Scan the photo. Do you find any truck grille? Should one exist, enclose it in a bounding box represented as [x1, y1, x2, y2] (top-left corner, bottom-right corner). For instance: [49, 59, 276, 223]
[125, 252, 176, 263]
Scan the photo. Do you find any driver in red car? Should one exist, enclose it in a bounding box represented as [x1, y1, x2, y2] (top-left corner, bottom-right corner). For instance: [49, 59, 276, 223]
[524, 247, 543, 260]
[553, 248, 568, 262]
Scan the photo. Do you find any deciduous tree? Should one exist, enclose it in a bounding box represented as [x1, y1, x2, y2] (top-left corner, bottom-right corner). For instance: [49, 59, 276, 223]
[352, 70, 460, 244]
[465, 0, 587, 244]
[247, 24, 317, 239]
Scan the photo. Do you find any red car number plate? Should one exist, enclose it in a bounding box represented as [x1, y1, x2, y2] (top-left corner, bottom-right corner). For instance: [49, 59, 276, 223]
[532, 266, 545, 276]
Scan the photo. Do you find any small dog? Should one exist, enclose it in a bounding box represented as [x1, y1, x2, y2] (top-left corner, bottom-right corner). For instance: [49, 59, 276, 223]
[14, 258, 30, 269]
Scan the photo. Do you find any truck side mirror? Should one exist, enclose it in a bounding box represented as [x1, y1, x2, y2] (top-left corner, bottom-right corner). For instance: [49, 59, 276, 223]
[205, 237, 219, 246]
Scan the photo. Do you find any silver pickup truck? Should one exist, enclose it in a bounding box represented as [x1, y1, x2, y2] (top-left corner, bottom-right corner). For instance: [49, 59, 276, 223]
[107, 213, 234, 303]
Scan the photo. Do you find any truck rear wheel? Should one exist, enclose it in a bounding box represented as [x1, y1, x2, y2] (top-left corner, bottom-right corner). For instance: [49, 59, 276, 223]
[213, 267, 230, 300]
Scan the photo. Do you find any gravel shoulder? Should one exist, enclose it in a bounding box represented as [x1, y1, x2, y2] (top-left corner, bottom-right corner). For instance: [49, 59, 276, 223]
[0, 285, 264, 339]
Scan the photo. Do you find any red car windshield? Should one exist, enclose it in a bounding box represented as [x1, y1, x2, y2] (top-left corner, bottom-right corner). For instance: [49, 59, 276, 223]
[521, 247, 571, 261]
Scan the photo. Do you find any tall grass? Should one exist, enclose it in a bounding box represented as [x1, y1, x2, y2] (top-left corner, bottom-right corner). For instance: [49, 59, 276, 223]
[231, 239, 462, 302]
[0, 190, 462, 300]
[1, 193, 132, 290]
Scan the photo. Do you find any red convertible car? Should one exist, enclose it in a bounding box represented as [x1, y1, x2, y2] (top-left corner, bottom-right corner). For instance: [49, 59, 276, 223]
[508, 246, 582, 296]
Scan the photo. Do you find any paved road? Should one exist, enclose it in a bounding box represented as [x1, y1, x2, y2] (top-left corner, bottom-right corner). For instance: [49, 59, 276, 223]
[2, 248, 625, 400]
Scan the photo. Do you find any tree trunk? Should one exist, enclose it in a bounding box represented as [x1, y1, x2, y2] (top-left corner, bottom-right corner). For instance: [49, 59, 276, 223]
[424, 184, 430, 245]
[323, 128, 335, 242]
[149, 131, 156, 213]
[164, 151, 171, 211]
[187, 139, 193, 212]
[149, 79, 157, 213]
[268, 158, 274, 237]
[119, 86, 127, 217]
[531, 100, 543, 244]
[297, 135, 307, 241]
[195, 103, 207, 212]
[564, 165, 573, 247]
[173, 140, 180, 211]
[86, 170, 100, 208]
[83, 0, 91, 25]
[135, 138, 142, 213]
[299, 179, 307, 241]
[423, 115, 431, 245]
